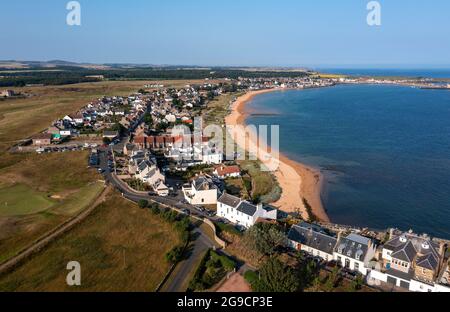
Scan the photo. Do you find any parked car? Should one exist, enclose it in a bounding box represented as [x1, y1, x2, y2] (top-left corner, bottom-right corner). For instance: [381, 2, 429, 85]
[194, 206, 205, 212]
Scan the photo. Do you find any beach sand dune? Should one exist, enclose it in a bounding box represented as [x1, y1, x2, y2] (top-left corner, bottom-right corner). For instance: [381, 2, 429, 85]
[225, 89, 329, 222]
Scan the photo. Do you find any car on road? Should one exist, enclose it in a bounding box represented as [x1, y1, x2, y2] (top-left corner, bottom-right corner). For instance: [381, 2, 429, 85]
[205, 209, 216, 217]
[194, 205, 205, 212]
[181, 209, 191, 216]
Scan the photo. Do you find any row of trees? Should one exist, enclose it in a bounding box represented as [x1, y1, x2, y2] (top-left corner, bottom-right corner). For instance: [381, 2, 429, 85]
[242, 223, 319, 292]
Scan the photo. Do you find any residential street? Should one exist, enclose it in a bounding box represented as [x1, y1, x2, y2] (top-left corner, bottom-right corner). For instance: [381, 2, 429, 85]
[98, 148, 227, 291]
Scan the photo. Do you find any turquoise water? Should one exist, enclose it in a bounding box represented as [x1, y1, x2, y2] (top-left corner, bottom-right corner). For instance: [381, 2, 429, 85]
[245, 85, 450, 239]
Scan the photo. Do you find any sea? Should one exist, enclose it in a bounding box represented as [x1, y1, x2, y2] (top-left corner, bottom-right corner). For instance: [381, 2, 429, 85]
[245, 84, 450, 239]
[316, 68, 450, 79]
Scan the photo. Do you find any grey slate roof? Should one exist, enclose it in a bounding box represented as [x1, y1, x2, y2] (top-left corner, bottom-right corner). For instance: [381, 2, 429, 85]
[288, 223, 337, 255]
[193, 176, 217, 191]
[391, 241, 417, 263]
[416, 253, 439, 271]
[335, 234, 370, 261]
[236, 201, 257, 217]
[218, 193, 241, 208]
[384, 234, 440, 270]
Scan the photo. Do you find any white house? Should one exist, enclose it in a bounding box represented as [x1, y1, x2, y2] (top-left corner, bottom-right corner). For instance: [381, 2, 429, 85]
[183, 176, 219, 205]
[154, 180, 169, 197]
[165, 114, 177, 123]
[333, 233, 377, 276]
[287, 222, 337, 262]
[217, 193, 278, 228]
[200, 147, 223, 165]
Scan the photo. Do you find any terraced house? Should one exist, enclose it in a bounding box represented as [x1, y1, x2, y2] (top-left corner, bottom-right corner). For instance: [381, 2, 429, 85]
[287, 222, 337, 262]
[333, 233, 377, 276]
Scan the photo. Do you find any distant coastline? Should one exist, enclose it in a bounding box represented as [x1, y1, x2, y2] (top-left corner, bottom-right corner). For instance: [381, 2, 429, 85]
[225, 89, 330, 222]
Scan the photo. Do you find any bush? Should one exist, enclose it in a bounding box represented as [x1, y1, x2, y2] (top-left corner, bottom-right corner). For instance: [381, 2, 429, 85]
[215, 222, 242, 236]
[188, 250, 236, 291]
[250, 257, 299, 292]
[244, 270, 258, 285]
[165, 246, 185, 264]
[138, 199, 149, 209]
[161, 210, 179, 223]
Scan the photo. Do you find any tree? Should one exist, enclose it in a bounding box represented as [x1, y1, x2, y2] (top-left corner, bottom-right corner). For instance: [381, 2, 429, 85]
[296, 256, 319, 290]
[165, 246, 184, 264]
[251, 257, 299, 292]
[111, 123, 126, 136]
[143, 113, 153, 128]
[138, 199, 149, 209]
[244, 223, 285, 256]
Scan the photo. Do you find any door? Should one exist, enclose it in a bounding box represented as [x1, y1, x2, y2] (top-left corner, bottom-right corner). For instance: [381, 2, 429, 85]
[387, 276, 397, 286]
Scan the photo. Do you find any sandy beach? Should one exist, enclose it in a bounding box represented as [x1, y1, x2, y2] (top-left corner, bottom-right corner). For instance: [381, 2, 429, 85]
[225, 89, 330, 222]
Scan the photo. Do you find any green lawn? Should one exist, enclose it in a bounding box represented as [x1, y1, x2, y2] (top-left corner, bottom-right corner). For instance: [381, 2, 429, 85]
[0, 184, 55, 217]
[51, 182, 105, 216]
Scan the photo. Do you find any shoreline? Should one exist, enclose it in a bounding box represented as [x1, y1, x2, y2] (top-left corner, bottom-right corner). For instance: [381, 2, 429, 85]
[225, 89, 330, 222]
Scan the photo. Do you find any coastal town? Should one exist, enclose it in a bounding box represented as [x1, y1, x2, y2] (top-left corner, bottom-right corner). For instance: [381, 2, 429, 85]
[2, 72, 449, 293]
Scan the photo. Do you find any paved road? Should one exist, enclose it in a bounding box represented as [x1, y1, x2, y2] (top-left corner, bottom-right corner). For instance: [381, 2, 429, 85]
[164, 227, 219, 292]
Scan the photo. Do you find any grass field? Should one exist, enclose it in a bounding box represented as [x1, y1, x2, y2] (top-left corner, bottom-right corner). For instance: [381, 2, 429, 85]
[0, 184, 55, 217]
[0, 151, 103, 263]
[0, 193, 181, 292]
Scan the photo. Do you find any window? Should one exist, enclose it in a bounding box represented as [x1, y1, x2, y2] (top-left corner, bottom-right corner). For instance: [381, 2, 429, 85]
[355, 262, 360, 271]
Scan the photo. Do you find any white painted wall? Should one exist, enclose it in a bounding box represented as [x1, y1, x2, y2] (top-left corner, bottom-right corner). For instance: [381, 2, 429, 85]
[410, 279, 435, 293]
[334, 253, 368, 276]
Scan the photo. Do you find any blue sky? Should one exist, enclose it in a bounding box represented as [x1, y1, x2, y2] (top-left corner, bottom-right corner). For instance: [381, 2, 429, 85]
[1, 0, 450, 68]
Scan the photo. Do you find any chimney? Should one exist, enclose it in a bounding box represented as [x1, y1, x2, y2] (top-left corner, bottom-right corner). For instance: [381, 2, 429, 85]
[439, 242, 446, 258]
[389, 228, 395, 240]
[438, 242, 447, 273]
